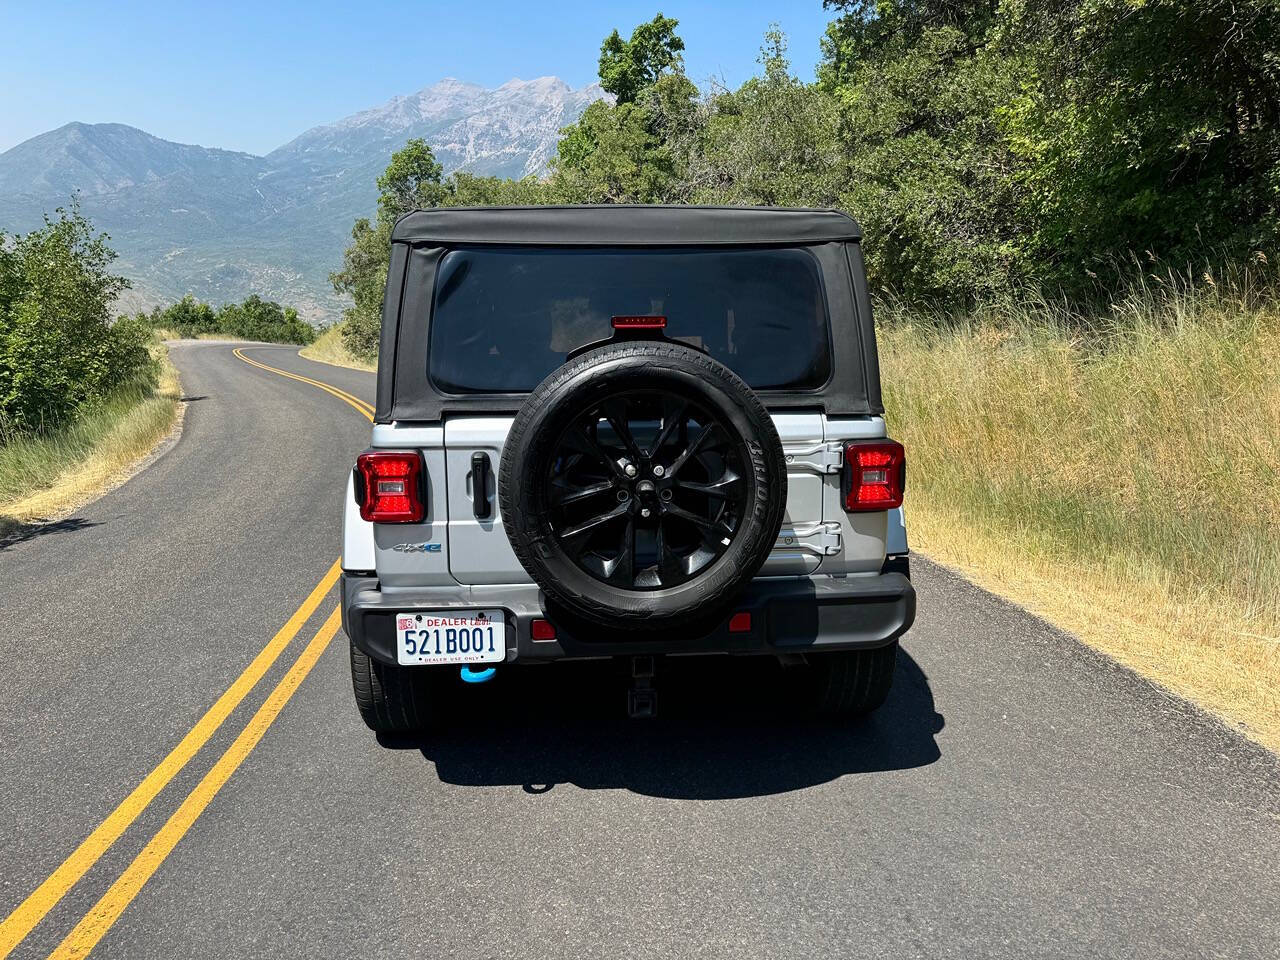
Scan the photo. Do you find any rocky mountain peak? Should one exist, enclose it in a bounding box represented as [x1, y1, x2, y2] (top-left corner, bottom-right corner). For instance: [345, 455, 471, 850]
[0, 76, 606, 321]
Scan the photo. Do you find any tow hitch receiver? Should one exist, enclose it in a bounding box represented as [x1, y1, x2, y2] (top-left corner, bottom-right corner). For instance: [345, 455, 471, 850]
[627, 655, 657, 719]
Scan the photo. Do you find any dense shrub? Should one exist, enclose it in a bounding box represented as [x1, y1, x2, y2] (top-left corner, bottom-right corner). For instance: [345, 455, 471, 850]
[141, 293, 315, 345]
[151, 295, 218, 336]
[0, 206, 151, 434]
[214, 295, 315, 344]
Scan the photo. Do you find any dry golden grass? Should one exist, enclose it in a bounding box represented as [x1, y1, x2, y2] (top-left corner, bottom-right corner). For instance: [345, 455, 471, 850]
[0, 339, 182, 534]
[880, 274, 1280, 750]
[299, 324, 376, 372]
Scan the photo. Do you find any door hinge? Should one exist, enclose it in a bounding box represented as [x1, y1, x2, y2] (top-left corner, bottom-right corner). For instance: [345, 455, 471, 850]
[784, 441, 846, 475]
[774, 521, 843, 557]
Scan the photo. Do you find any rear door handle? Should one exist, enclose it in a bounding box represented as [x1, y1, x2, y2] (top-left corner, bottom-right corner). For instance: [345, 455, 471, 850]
[471, 452, 491, 519]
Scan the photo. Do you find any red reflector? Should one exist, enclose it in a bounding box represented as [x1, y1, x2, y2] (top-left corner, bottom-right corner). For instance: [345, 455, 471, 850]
[728, 611, 752, 633]
[531, 619, 557, 641]
[611, 315, 667, 329]
[843, 440, 905, 512]
[355, 451, 424, 523]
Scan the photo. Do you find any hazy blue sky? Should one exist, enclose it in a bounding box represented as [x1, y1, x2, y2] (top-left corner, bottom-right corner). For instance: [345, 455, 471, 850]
[0, 1, 835, 154]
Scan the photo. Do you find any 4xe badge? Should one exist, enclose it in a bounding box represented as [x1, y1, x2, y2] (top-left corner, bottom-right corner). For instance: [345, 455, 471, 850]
[391, 541, 442, 553]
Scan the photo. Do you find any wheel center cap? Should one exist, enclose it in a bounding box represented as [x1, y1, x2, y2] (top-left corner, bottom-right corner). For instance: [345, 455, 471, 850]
[636, 479, 656, 495]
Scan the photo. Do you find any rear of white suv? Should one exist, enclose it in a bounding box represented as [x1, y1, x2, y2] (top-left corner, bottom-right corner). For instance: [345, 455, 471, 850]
[340, 206, 915, 733]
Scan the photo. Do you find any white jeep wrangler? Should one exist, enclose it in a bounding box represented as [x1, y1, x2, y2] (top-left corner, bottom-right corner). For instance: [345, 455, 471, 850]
[341, 205, 915, 731]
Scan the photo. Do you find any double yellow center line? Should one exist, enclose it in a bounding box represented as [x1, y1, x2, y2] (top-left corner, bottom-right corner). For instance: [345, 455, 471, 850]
[0, 346, 373, 958]
[233, 347, 375, 421]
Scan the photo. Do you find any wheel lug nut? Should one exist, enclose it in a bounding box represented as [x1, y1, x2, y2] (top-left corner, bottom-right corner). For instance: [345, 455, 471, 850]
[616, 489, 629, 502]
[652, 465, 665, 477]
[660, 489, 672, 501]
[624, 463, 638, 478]
[641, 508, 652, 518]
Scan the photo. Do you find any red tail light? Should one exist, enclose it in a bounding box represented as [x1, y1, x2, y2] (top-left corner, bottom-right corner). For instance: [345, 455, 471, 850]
[354, 452, 424, 523]
[843, 440, 905, 511]
[611, 315, 667, 329]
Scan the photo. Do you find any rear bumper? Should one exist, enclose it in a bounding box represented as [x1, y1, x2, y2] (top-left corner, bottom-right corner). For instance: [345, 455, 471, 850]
[341, 569, 916, 666]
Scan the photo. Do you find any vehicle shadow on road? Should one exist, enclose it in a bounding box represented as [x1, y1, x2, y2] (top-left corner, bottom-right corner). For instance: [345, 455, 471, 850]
[0, 516, 101, 551]
[384, 648, 943, 800]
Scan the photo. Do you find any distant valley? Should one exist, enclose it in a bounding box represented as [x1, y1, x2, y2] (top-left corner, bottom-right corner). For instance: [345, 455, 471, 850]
[0, 77, 604, 322]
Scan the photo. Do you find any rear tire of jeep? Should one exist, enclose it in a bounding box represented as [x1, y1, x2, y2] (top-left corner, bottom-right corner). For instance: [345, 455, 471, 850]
[349, 640, 440, 733]
[499, 340, 787, 631]
[792, 643, 899, 718]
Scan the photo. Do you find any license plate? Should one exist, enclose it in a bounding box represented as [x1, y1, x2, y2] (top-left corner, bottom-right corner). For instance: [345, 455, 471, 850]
[395, 610, 505, 666]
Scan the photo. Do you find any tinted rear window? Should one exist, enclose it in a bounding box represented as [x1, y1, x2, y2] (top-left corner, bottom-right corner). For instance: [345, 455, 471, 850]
[427, 247, 831, 393]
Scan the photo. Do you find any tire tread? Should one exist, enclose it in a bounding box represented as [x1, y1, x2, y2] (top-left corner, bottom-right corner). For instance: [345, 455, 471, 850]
[806, 642, 898, 718]
[349, 640, 432, 733]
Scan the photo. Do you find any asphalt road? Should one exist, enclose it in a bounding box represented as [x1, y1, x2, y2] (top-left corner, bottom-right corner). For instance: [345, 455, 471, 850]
[1, 341, 1277, 960]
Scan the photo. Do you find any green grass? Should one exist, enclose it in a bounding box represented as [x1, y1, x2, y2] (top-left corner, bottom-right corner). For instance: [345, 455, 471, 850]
[879, 263, 1280, 749]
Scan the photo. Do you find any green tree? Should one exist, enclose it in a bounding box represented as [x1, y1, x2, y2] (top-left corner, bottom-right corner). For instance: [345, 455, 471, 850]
[154, 295, 218, 336]
[1001, 0, 1280, 280]
[0, 204, 148, 432]
[819, 0, 1280, 298]
[332, 139, 444, 358]
[553, 98, 685, 203]
[598, 13, 686, 104]
[216, 295, 314, 345]
[376, 138, 447, 220]
[692, 30, 846, 207]
[331, 215, 393, 358]
[444, 172, 556, 206]
[554, 15, 698, 203]
[819, 1, 1031, 303]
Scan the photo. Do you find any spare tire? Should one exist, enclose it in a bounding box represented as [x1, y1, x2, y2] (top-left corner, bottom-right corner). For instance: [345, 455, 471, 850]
[499, 340, 786, 630]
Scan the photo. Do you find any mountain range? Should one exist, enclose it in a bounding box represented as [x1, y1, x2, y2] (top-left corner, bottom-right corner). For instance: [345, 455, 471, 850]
[0, 77, 604, 321]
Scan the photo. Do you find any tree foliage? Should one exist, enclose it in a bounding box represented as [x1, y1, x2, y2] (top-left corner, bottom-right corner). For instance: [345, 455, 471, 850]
[213, 295, 314, 344]
[333, 4, 1280, 349]
[332, 138, 455, 357]
[819, 2, 1029, 299]
[376, 138, 447, 219]
[691, 32, 846, 207]
[331, 215, 393, 358]
[818, 0, 1280, 298]
[598, 13, 686, 104]
[154, 295, 219, 335]
[1001, 0, 1280, 279]
[333, 141, 564, 356]
[553, 13, 699, 205]
[0, 205, 150, 433]
[138, 293, 314, 345]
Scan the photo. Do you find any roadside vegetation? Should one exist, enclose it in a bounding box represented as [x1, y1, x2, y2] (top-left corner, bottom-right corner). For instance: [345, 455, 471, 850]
[321, 3, 1280, 745]
[136, 293, 315, 345]
[881, 266, 1280, 748]
[299, 323, 374, 371]
[0, 338, 180, 531]
[0, 205, 180, 532]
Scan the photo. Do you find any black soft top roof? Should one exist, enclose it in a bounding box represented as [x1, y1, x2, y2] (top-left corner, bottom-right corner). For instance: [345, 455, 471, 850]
[390, 205, 862, 246]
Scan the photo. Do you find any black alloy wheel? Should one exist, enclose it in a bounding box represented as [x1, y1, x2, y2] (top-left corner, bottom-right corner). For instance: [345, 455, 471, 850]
[542, 391, 749, 590]
[500, 340, 787, 631]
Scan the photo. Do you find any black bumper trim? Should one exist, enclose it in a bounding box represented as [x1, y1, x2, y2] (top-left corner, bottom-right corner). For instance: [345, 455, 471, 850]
[342, 572, 916, 666]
